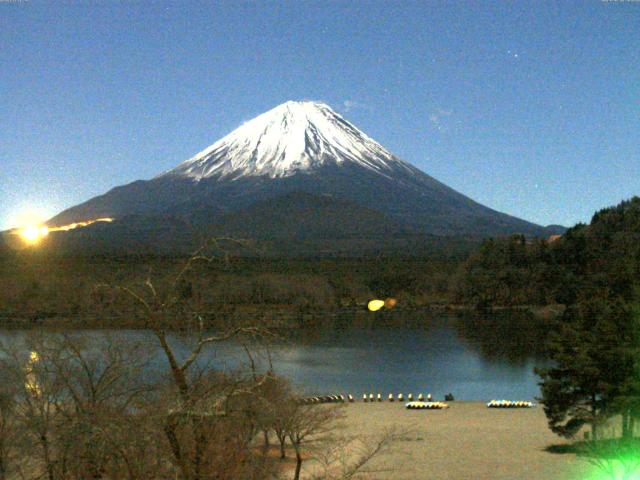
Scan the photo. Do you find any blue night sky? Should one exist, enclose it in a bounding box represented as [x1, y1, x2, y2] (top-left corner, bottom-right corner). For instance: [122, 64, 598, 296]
[1, 1, 639, 230]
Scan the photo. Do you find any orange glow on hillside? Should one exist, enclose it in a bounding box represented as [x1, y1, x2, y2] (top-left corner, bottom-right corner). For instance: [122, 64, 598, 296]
[19, 225, 50, 244]
[49, 218, 114, 232]
[11, 218, 114, 246]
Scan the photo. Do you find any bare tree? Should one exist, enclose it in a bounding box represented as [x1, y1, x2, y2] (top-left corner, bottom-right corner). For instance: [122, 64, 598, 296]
[0, 332, 165, 480]
[0, 334, 67, 480]
[95, 239, 277, 480]
[309, 428, 401, 480]
[48, 333, 155, 480]
[285, 403, 345, 480]
[267, 382, 296, 459]
[0, 380, 18, 480]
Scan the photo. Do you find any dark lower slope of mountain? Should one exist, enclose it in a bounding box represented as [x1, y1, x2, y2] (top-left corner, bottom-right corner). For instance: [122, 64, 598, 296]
[50, 163, 561, 239]
[22, 191, 480, 257]
[201, 191, 411, 240]
[41, 215, 200, 256]
[49, 177, 210, 224]
[44, 100, 564, 254]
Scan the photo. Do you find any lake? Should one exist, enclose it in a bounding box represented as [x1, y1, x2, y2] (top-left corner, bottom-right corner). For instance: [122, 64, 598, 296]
[0, 311, 550, 401]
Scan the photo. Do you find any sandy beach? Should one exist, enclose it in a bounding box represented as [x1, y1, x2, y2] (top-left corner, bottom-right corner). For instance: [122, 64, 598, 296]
[331, 401, 592, 480]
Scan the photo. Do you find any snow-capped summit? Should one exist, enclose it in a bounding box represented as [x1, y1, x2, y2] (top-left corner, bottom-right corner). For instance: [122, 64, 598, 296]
[162, 100, 408, 180]
[48, 100, 560, 244]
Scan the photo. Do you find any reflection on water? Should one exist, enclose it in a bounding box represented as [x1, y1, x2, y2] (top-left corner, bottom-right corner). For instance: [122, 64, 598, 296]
[264, 311, 550, 400]
[454, 311, 550, 364]
[0, 311, 550, 401]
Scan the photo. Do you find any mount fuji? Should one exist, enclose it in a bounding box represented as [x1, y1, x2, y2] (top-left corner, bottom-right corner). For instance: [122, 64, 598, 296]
[47, 101, 561, 254]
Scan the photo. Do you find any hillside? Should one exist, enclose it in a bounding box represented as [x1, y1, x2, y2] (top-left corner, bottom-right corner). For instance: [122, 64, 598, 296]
[43, 101, 559, 255]
[454, 197, 640, 308]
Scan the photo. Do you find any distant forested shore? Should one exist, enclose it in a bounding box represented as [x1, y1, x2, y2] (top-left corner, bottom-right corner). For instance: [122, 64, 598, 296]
[0, 253, 464, 329]
[455, 196, 640, 310]
[1, 197, 638, 329]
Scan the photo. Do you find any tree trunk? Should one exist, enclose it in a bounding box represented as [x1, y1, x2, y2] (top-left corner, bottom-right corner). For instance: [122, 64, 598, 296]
[164, 416, 190, 480]
[591, 398, 598, 441]
[279, 438, 286, 459]
[156, 331, 191, 401]
[84, 442, 105, 480]
[193, 420, 206, 480]
[622, 411, 630, 439]
[293, 449, 302, 480]
[263, 430, 270, 446]
[40, 433, 55, 480]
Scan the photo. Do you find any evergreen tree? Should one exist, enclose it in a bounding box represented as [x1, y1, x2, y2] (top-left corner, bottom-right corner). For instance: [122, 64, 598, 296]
[537, 296, 640, 439]
[536, 305, 607, 438]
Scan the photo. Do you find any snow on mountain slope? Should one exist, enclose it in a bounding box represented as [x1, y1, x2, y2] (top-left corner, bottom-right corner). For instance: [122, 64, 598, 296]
[47, 99, 560, 242]
[162, 101, 412, 180]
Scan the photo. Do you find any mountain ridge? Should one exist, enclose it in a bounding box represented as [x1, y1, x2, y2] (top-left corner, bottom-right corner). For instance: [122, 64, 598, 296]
[159, 101, 411, 181]
[47, 100, 562, 251]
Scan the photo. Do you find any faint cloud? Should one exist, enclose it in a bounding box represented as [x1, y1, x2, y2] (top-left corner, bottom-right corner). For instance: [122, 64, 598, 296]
[429, 108, 454, 132]
[342, 99, 370, 113]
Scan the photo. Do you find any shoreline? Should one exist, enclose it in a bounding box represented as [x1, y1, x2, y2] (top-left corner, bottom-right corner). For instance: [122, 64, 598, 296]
[330, 401, 590, 480]
[0, 303, 562, 330]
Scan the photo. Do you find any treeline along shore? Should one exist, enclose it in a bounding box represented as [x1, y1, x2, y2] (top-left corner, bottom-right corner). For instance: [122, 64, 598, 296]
[1, 196, 639, 330]
[0, 252, 470, 329]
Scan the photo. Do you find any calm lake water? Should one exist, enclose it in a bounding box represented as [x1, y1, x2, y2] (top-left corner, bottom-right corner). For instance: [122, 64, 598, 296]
[0, 311, 550, 401]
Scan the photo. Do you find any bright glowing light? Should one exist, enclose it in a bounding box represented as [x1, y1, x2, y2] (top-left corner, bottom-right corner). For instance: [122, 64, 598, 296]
[585, 455, 640, 480]
[10, 217, 114, 246]
[25, 351, 41, 396]
[581, 438, 640, 480]
[51, 217, 113, 232]
[368, 299, 385, 312]
[19, 225, 49, 244]
[385, 298, 397, 308]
